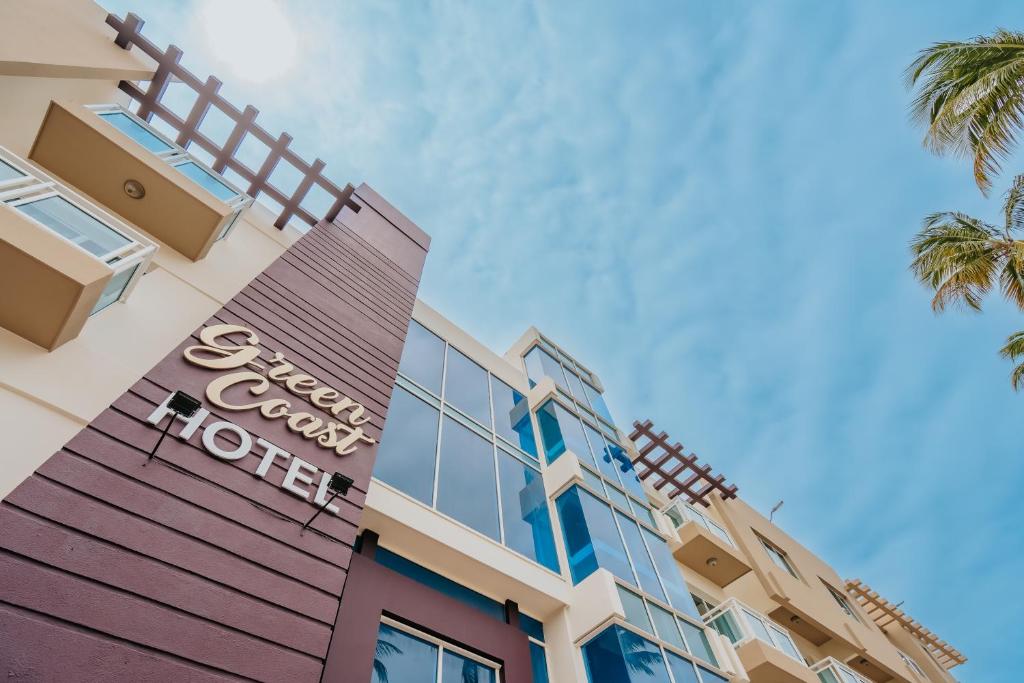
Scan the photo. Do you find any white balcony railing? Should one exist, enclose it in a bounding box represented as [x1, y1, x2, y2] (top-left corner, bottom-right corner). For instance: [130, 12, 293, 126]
[811, 657, 873, 683]
[703, 598, 805, 663]
[664, 500, 735, 547]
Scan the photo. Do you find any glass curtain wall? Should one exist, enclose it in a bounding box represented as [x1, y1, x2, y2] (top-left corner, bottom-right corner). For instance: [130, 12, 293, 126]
[581, 625, 728, 683]
[374, 321, 558, 572]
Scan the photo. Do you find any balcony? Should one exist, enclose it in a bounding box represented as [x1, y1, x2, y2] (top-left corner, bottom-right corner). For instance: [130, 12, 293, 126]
[811, 657, 875, 683]
[665, 502, 752, 586]
[0, 148, 156, 349]
[705, 598, 817, 683]
[28, 101, 252, 261]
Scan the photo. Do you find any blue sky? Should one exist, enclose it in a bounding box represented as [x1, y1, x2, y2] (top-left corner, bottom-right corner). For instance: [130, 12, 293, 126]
[103, 2, 1022, 680]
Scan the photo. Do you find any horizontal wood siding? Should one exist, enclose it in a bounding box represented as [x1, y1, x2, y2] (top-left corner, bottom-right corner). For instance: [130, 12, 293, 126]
[0, 198, 428, 682]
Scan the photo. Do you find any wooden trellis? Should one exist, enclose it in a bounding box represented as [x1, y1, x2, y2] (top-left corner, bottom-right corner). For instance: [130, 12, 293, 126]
[627, 419, 737, 507]
[106, 12, 355, 230]
[845, 579, 966, 670]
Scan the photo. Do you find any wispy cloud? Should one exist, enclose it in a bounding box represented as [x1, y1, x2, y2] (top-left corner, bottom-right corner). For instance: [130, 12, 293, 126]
[102, 1, 1024, 679]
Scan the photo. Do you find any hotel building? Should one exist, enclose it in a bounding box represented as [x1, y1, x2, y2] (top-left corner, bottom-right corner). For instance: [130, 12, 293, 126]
[0, 3, 966, 682]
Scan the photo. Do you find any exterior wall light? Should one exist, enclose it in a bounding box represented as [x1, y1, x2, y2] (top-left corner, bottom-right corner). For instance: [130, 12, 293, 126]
[301, 472, 354, 534]
[123, 178, 146, 199]
[706, 557, 719, 568]
[146, 390, 201, 465]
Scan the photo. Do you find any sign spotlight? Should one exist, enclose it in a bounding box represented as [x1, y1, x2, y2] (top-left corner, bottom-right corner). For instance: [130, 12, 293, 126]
[146, 390, 202, 465]
[301, 472, 354, 534]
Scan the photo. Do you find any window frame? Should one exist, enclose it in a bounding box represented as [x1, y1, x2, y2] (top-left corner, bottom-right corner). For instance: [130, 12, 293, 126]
[755, 533, 800, 579]
[377, 616, 502, 681]
[821, 580, 860, 623]
[0, 146, 156, 316]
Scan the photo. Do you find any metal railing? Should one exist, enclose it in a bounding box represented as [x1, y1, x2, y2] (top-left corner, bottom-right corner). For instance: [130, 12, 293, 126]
[703, 598, 806, 664]
[810, 657, 873, 683]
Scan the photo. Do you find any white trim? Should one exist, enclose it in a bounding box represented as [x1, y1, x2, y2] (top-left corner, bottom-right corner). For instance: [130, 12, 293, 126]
[379, 616, 502, 675]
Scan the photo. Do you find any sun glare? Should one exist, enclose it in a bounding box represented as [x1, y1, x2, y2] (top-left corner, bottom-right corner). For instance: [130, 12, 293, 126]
[196, 0, 298, 84]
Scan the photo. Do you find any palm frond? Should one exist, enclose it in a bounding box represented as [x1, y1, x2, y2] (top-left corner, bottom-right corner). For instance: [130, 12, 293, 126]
[1005, 174, 1024, 234]
[906, 30, 1024, 193]
[999, 330, 1024, 390]
[909, 212, 1005, 311]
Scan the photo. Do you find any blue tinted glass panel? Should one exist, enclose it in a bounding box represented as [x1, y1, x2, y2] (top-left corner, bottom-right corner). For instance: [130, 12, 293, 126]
[524, 346, 568, 391]
[583, 422, 622, 483]
[649, 603, 686, 650]
[529, 643, 549, 683]
[582, 625, 672, 683]
[584, 382, 614, 424]
[372, 623, 438, 683]
[444, 346, 491, 426]
[0, 159, 25, 182]
[491, 376, 537, 457]
[566, 369, 589, 403]
[436, 416, 499, 540]
[617, 585, 653, 634]
[536, 400, 589, 464]
[441, 650, 494, 683]
[555, 486, 633, 585]
[616, 512, 666, 602]
[374, 387, 438, 504]
[399, 321, 445, 394]
[99, 111, 174, 153]
[19, 196, 130, 258]
[642, 527, 699, 617]
[520, 613, 544, 642]
[678, 619, 717, 666]
[498, 449, 559, 571]
[375, 548, 505, 621]
[173, 161, 238, 201]
[665, 652, 700, 683]
[697, 666, 728, 683]
[608, 438, 646, 498]
[606, 484, 631, 512]
[629, 500, 658, 528]
[581, 467, 606, 496]
[92, 264, 138, 314]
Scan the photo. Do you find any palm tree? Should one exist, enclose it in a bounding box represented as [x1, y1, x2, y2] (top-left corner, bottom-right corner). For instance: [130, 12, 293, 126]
[907, 30, 1024, 195]
[372, 638, 403, 683]
[910, 174, 1024, 388]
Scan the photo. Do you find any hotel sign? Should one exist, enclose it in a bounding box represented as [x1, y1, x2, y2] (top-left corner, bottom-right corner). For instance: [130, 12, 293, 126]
[182, 323, 377, 456]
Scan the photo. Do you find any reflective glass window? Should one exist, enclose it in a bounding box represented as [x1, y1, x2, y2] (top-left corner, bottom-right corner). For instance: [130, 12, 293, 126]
[524, 346, 568, 391]
[665, 652, 700, 683]
[92, 264, 138, 314]
[678, 619, 717, 666]
[743, 609, 774, 645]
[665, 506, 685, 529]
[444, 346, 491, 426]
[497, 448, 559, 571]
[582, 625, 672, 683]
[99, 111, 174, 154]
[555, 485, 633, 585]
[697, 666, 729, 683]
[18, 196, 130, 258]
[642, 527, 700, 617]
[581, 467, 606, 495]
[173, 161, 238, 201]
[441, 650, 495, 683]
[436, 415, 499, 540]
[0, 159, 25, 182]
[617, 585, 653, 633]
[490, 376, 536, 457]
[399, 321, 445, 394]
[648, 602, 686, 651]
[629, 499, 657, 528]
[606, 484, 631, 513]
[372, 623, 438, 683]
[616, 512, 667, 602]
[529, 643, 549, 683]
[536, 400, 590, 464]
[566, 369, 589, 404]
[583, 381, 614, 424]
[605, 436, 645, 498]
[374, 387, 438, 504]
[583, 422, 621, 483]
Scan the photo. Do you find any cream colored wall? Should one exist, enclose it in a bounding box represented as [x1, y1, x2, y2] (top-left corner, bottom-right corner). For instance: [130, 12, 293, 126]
[0, 0, 154, 80]
[0, 203, 300, 498]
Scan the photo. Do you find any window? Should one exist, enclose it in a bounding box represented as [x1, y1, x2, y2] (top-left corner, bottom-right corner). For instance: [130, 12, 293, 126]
[583, 381, 615, 425]
[536, 399, 590, 463]
[524, 345, 567, 391]
[97, 110, 174, 154]
[1, 148, 155, 319]
[444, 346, 491, 427]
[823, 581, 859, 622]
[398, 321, 445, 394]
[690, 594, 717, 617]
[581, 624, 726, 683]
[381, 330, 559, 572]
[705, 599, 803, 662]
[617, 512, 668, 603]
[757, 535, 799, 578]
[642, 526, 700, 618]
[372, 620, 498, 683]
[374, 386, 439, 505]
[555, 485, 633, 585]
[172, 160, 239, 202]
[896, 649, 925, 677]
[666, 503, 735, 548]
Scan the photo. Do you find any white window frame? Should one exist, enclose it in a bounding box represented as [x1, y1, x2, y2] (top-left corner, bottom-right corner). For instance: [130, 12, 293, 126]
[87, 104, 253, 240]
[702, 597, 805, 663]
[811, 656, 874, 683]
[379, 616, 501, 680]
[756, 534, 799, 578]
[0, 147, 156, 314]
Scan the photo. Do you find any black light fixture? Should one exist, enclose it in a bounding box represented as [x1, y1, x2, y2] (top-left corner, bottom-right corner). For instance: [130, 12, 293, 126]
[146, 390, 202, 465]
[301, 472, 354, 534]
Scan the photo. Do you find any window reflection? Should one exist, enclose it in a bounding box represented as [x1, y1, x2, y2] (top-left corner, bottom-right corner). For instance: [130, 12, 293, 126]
[444, 346, 491, 427]
[399, 321, 445, 394]
[441, 651, 495, 683]
[372, 623, 438, 683]
[436, 416, 500, 540]
[555, 485, 633, 585]
[582, 625, 672, 683]
[374, 386, 438, 505]
[490, 376, 537, 457]
[497, 449, 560, 571]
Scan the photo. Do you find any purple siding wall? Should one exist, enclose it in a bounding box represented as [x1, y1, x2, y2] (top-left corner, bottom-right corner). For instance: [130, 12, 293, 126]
[0, 186, 429, 682]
